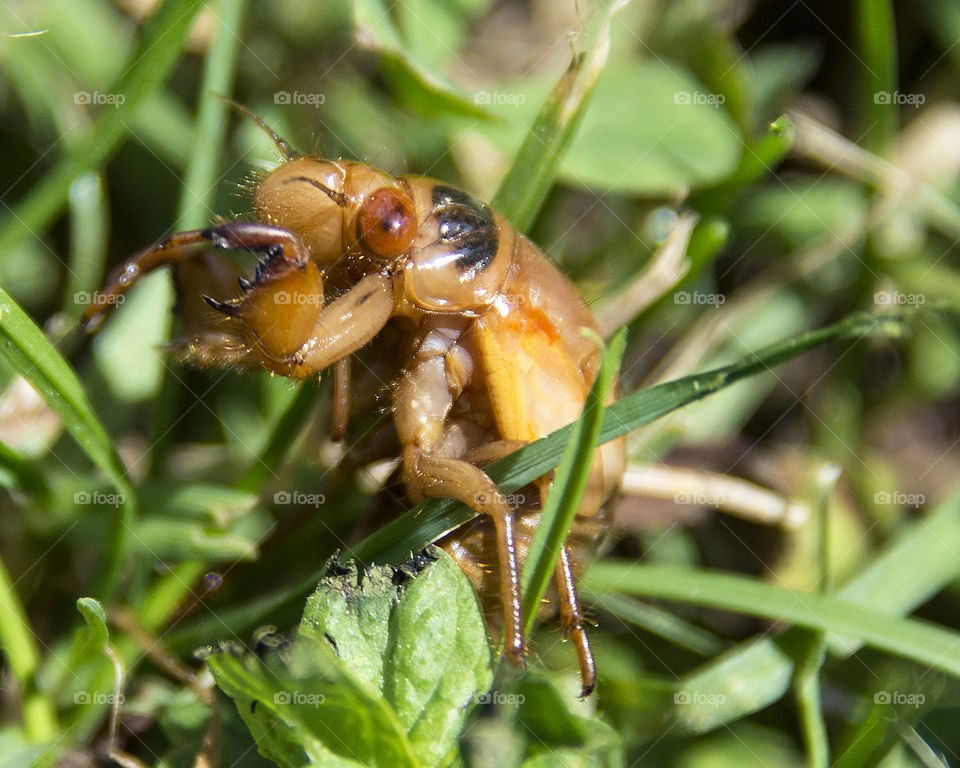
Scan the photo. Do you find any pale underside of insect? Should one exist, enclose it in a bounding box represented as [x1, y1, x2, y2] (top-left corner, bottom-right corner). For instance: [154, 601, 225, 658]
[84, 111, 625, 697]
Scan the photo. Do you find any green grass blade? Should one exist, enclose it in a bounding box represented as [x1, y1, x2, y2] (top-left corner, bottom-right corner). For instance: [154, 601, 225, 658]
[0, 288, 128, 492]
[0, 0, 207, 256]
[491, 0, 626, 231]
[0, 287, 135, 601]
[353, 311, 910, 564]
[583, 561, 960, 680]
[855, 0, 898, 153]
[827, 483, 960, 653]
[0, 554, 58, 742]
[520, 328, 625, 638]
[579, 586, 726, 656]
[64, 171, 108, 318]
[665, 480, 960, 733]
[176, 0, 249, 230]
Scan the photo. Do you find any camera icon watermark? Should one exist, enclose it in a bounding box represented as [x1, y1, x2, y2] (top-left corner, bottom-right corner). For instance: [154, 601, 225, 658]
[273, 690, 326, 706]
[674, 491, 725, 507]
[274, 490, 326, 507]
[874, 91, 925, 108]
[474, 491, 526, 507]
[874, 491, 925, 508]
[74, 690, 124, 705]
[674, 90, 725, 108]
[74, 491, 125, 508]
[674, 290, 725, 307]
[475, 690, 525, 705]
[274, 290, 322, 306]
[274, 91, 325, 107]
[73, 290, 124, 307]
[874, 690, 925, 707]
[873, 290, 925, 306]
[474, 90, 526, 108]
[74, 90, 125, 108]
[674, 690, 726, 707]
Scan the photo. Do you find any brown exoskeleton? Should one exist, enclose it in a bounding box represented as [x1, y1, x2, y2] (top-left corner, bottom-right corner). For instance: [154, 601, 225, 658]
[83, 110, 625, 697]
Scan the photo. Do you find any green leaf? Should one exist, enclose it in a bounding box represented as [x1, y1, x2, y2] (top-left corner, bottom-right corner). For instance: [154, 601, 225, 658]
[386, 552, 493, 764]
[300, 558, 399, 694]
[205, 642, 407, 768]
[521, 327, 625, 638]
[486, 56, 742, 207]
[75, 598, 109, 653]
[351, 0, 488, 119]
[210, 549, 492, 767]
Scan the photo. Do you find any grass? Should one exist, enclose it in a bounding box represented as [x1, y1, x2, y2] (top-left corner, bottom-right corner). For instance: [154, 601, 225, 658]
[2, 0, 960, 766]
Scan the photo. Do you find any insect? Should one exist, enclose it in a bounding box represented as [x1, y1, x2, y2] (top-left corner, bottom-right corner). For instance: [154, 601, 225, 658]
[83, 107, 625, 697]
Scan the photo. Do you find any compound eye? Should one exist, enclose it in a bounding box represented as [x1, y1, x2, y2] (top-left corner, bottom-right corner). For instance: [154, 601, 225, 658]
[356, 188, 417, 260]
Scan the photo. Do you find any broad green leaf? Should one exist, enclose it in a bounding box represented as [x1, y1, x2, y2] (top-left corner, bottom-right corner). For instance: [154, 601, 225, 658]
[351, 0, 488, 119]
[485, 57, 741, 202]
[211, 549, 491, 766]
[205, 641, 411, 768]
[300, 558, 399, 694]
[386, 552, 493, 765]
[301, 550, 492, 766]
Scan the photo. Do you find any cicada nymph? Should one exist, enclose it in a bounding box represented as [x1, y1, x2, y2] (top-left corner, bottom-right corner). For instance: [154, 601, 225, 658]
[84, 107, 624, 696]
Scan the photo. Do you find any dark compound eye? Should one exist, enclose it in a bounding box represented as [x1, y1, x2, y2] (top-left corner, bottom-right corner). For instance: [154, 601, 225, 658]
[356, 187, 417, 259]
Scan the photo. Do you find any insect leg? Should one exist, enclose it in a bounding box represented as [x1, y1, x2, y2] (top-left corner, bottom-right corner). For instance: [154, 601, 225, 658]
[331, 356, 351, 440]
[554, 545, 597, 698]
[412, 452, 526, 664]
[82, 222, 311, 330]
[288, 272, 395, 375]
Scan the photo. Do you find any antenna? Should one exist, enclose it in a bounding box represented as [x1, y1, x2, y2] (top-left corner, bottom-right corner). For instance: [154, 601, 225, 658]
[211, 92, 299, 161]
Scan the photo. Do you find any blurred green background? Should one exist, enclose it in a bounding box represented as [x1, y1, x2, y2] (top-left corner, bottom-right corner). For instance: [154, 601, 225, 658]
[2, 0, 960, 765]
